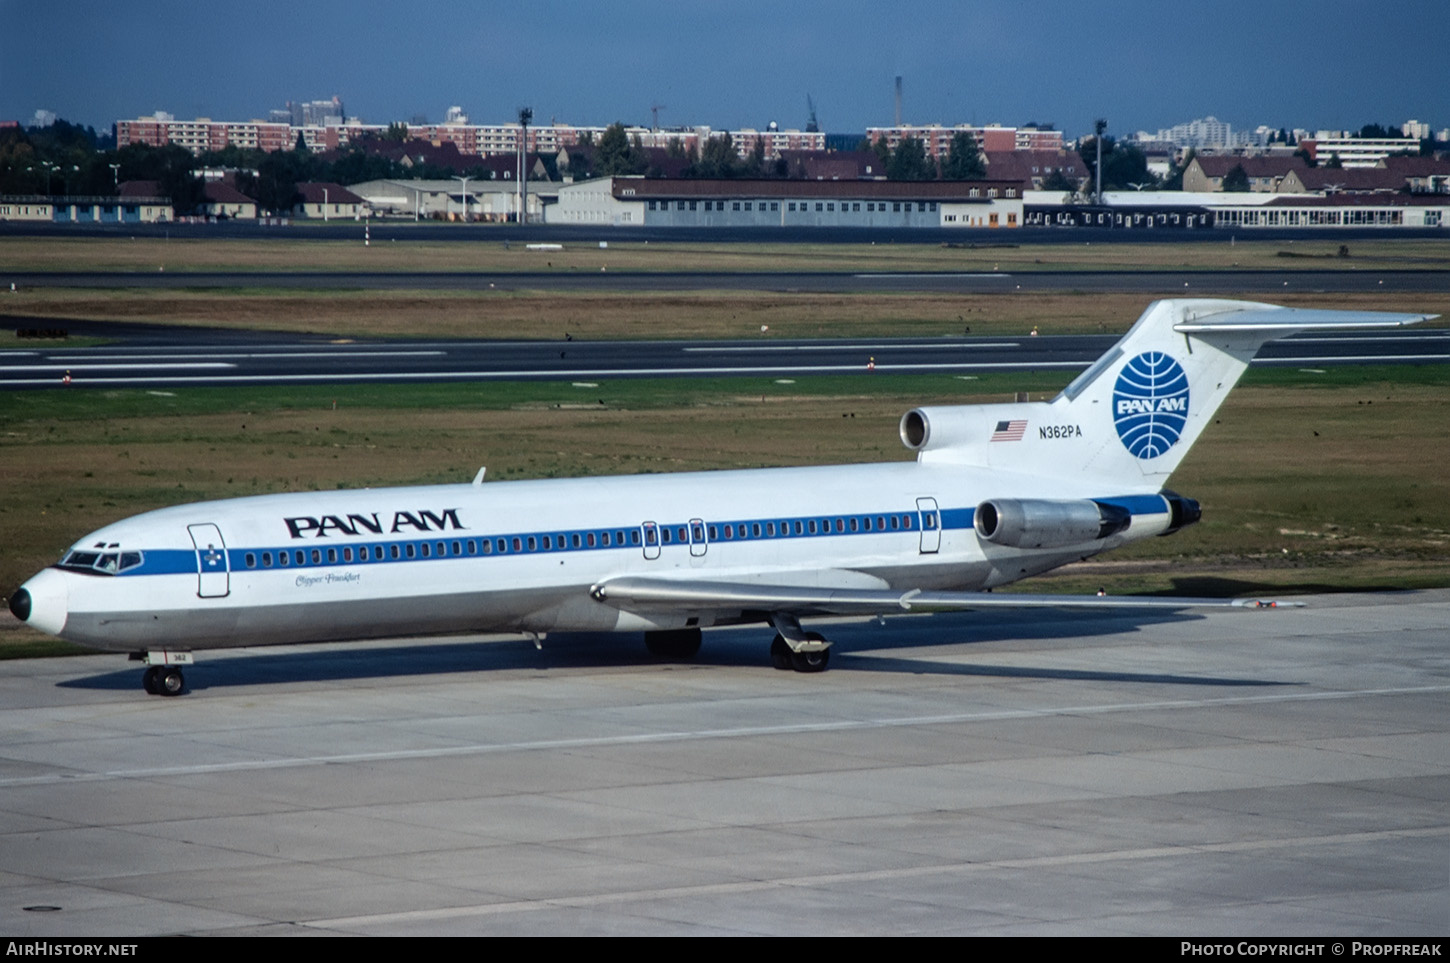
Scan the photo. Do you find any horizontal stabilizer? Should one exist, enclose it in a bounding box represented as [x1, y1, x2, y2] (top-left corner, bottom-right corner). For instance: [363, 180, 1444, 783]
[590, 576, 1300, 616]
[1174, 307, 1436, 333]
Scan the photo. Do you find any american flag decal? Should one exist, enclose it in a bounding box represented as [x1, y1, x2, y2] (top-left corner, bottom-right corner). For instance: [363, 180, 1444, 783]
[991, 419, 1027, 442]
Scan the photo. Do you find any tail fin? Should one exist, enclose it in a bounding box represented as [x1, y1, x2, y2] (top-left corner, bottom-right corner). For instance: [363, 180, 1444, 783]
[903, 299, 1433, 488]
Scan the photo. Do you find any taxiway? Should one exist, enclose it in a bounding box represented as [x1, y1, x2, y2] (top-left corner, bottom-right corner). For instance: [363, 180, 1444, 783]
[1, 590, 1446, 935]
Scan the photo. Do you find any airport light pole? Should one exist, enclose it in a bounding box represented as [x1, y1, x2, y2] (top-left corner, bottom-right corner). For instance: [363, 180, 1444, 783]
[517, 107, 532, 225]
[454, 175, 472, 222]
[1094, 119, 1107, 205]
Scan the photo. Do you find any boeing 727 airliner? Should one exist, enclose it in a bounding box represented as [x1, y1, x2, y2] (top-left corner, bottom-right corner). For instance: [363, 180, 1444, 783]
[7, 299, 1434, 695]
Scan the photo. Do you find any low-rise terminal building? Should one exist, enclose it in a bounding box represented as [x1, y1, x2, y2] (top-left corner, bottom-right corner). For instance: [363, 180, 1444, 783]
[546, 177, 1025, 229]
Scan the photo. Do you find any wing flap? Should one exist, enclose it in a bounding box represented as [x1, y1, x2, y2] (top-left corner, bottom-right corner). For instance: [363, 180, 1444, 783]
[589, 576, 1298, 615]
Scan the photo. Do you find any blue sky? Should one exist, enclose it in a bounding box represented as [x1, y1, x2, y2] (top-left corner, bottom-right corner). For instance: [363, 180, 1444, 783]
[2, 0, 1443, 140]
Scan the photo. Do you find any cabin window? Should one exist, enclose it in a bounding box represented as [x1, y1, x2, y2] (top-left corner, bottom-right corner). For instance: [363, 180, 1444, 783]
[766, 522, 775, 537]
[543, 535, 552, 550]
[453, 541, 462, 555]
[877, 516, 886, 530]
[512, 537, 522, 552]
[629, 530, 640, 545]
[849, 518, 859, 532]
[600, 531, 610, 546]
[420, 543, 431, 558]
[527, 537, 537, 551]
[808, 520, 817, 534]
[466, 540, 475, 555]
[279, 551, 290, 566]
[482, 540, 492, 555]
[751, 523, 761, 538]
[358, 547, 368, 562]
[835, 518, 845, 533]
[262, 552, 272, 567]
[572, 533, 581, 549]
[390, 545, 401, 559]
[343, 547, 353, 562]
[295, 550, 305, 565]
[903, 515, 913, 529]
[245, 553, 256, 568]
[722, 526, 733, 540]
[406, 544, 416, 559]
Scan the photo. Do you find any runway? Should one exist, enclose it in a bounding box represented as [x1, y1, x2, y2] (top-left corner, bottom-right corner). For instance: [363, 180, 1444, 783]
[3, 328, 1446, 389]
[7, 267, 1450, 295]
[1, 590, 1446, 935]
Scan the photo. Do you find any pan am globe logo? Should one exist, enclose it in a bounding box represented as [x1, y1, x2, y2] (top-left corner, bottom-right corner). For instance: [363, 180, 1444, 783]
[1113, 352, 1189, 459]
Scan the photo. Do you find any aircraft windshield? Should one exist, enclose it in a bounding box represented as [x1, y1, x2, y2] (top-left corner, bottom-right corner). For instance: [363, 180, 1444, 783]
[58, 544, 143, 576]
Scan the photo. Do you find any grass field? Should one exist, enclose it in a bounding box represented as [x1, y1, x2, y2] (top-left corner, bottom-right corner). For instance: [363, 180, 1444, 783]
[4, 288, 1447, 343]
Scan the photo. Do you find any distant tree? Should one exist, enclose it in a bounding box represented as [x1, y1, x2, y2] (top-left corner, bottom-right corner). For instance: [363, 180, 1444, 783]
[1293, 146, 1317, 168]
[1159, 148, 1193, 191]
[1221, 164, 1250, 192]
[1325, 153, 1344, 169]
[1356, 123, 1402, 139]
[886, 136, 933, 181]
[594, 122, 645, 176]
[294, 131, 308, 152]
[665, 136, 685, 159]
[383, 122, 409, 142]
[689, 132, 741, 178]
[940, 131, 984, 180]
[1078, 135, 1150, 192]
[749, 136, 766, 176]
[1041, 169, 1076, 193]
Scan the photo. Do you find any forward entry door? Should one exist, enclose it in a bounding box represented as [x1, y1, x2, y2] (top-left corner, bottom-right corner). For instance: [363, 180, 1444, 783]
[187, 523, 230, 597]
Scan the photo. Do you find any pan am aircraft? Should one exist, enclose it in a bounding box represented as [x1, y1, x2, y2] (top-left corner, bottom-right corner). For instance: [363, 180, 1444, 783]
[7, 299, 1434, 695]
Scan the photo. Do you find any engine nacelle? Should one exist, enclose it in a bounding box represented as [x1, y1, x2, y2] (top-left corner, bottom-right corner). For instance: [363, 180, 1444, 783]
[974, 498, 1132, 549]
[900, 406, 987, 453]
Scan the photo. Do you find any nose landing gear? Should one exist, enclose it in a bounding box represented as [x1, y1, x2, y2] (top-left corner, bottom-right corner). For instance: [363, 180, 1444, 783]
[132, 651, 192, 696]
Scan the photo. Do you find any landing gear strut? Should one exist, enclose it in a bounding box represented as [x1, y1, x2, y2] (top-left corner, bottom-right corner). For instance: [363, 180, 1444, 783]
[132, 651, 191, 696]
[769, 614, 832, 673]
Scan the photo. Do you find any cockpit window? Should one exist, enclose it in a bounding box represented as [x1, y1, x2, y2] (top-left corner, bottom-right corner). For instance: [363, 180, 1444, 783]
[59, 547, 143, 576]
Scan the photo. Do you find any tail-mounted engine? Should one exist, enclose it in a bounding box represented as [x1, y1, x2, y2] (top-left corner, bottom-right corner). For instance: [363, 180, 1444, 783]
[1160, 490, 1202, 535]
[974, 498, 1132, 550]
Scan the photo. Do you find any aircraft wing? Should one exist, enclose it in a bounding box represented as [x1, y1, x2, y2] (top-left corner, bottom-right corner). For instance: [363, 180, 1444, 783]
[589, 576, 1297, 616]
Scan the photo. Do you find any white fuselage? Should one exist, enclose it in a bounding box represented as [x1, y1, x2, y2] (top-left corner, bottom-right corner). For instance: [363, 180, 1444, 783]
[23, 458, 1173, 653]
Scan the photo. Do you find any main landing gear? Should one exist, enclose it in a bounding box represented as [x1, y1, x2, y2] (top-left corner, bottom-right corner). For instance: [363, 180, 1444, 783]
[131, 651, 192, 696]
[769, 615, 832, 673]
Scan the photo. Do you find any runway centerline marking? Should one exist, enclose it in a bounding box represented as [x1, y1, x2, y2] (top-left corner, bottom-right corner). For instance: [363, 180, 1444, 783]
[3, 683, 1445, 789]
[44, 351, 448, 362]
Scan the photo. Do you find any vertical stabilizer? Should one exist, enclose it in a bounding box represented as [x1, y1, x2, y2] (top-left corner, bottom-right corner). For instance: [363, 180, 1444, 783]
[905, 299, 1433, 489]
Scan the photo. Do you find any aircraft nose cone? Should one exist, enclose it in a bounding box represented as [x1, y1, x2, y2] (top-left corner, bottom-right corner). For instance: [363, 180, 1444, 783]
[11, 569, 68, 636]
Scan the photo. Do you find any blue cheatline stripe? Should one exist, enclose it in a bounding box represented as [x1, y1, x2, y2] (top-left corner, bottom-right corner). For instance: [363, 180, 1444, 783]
[106, 493, 1171, 579]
